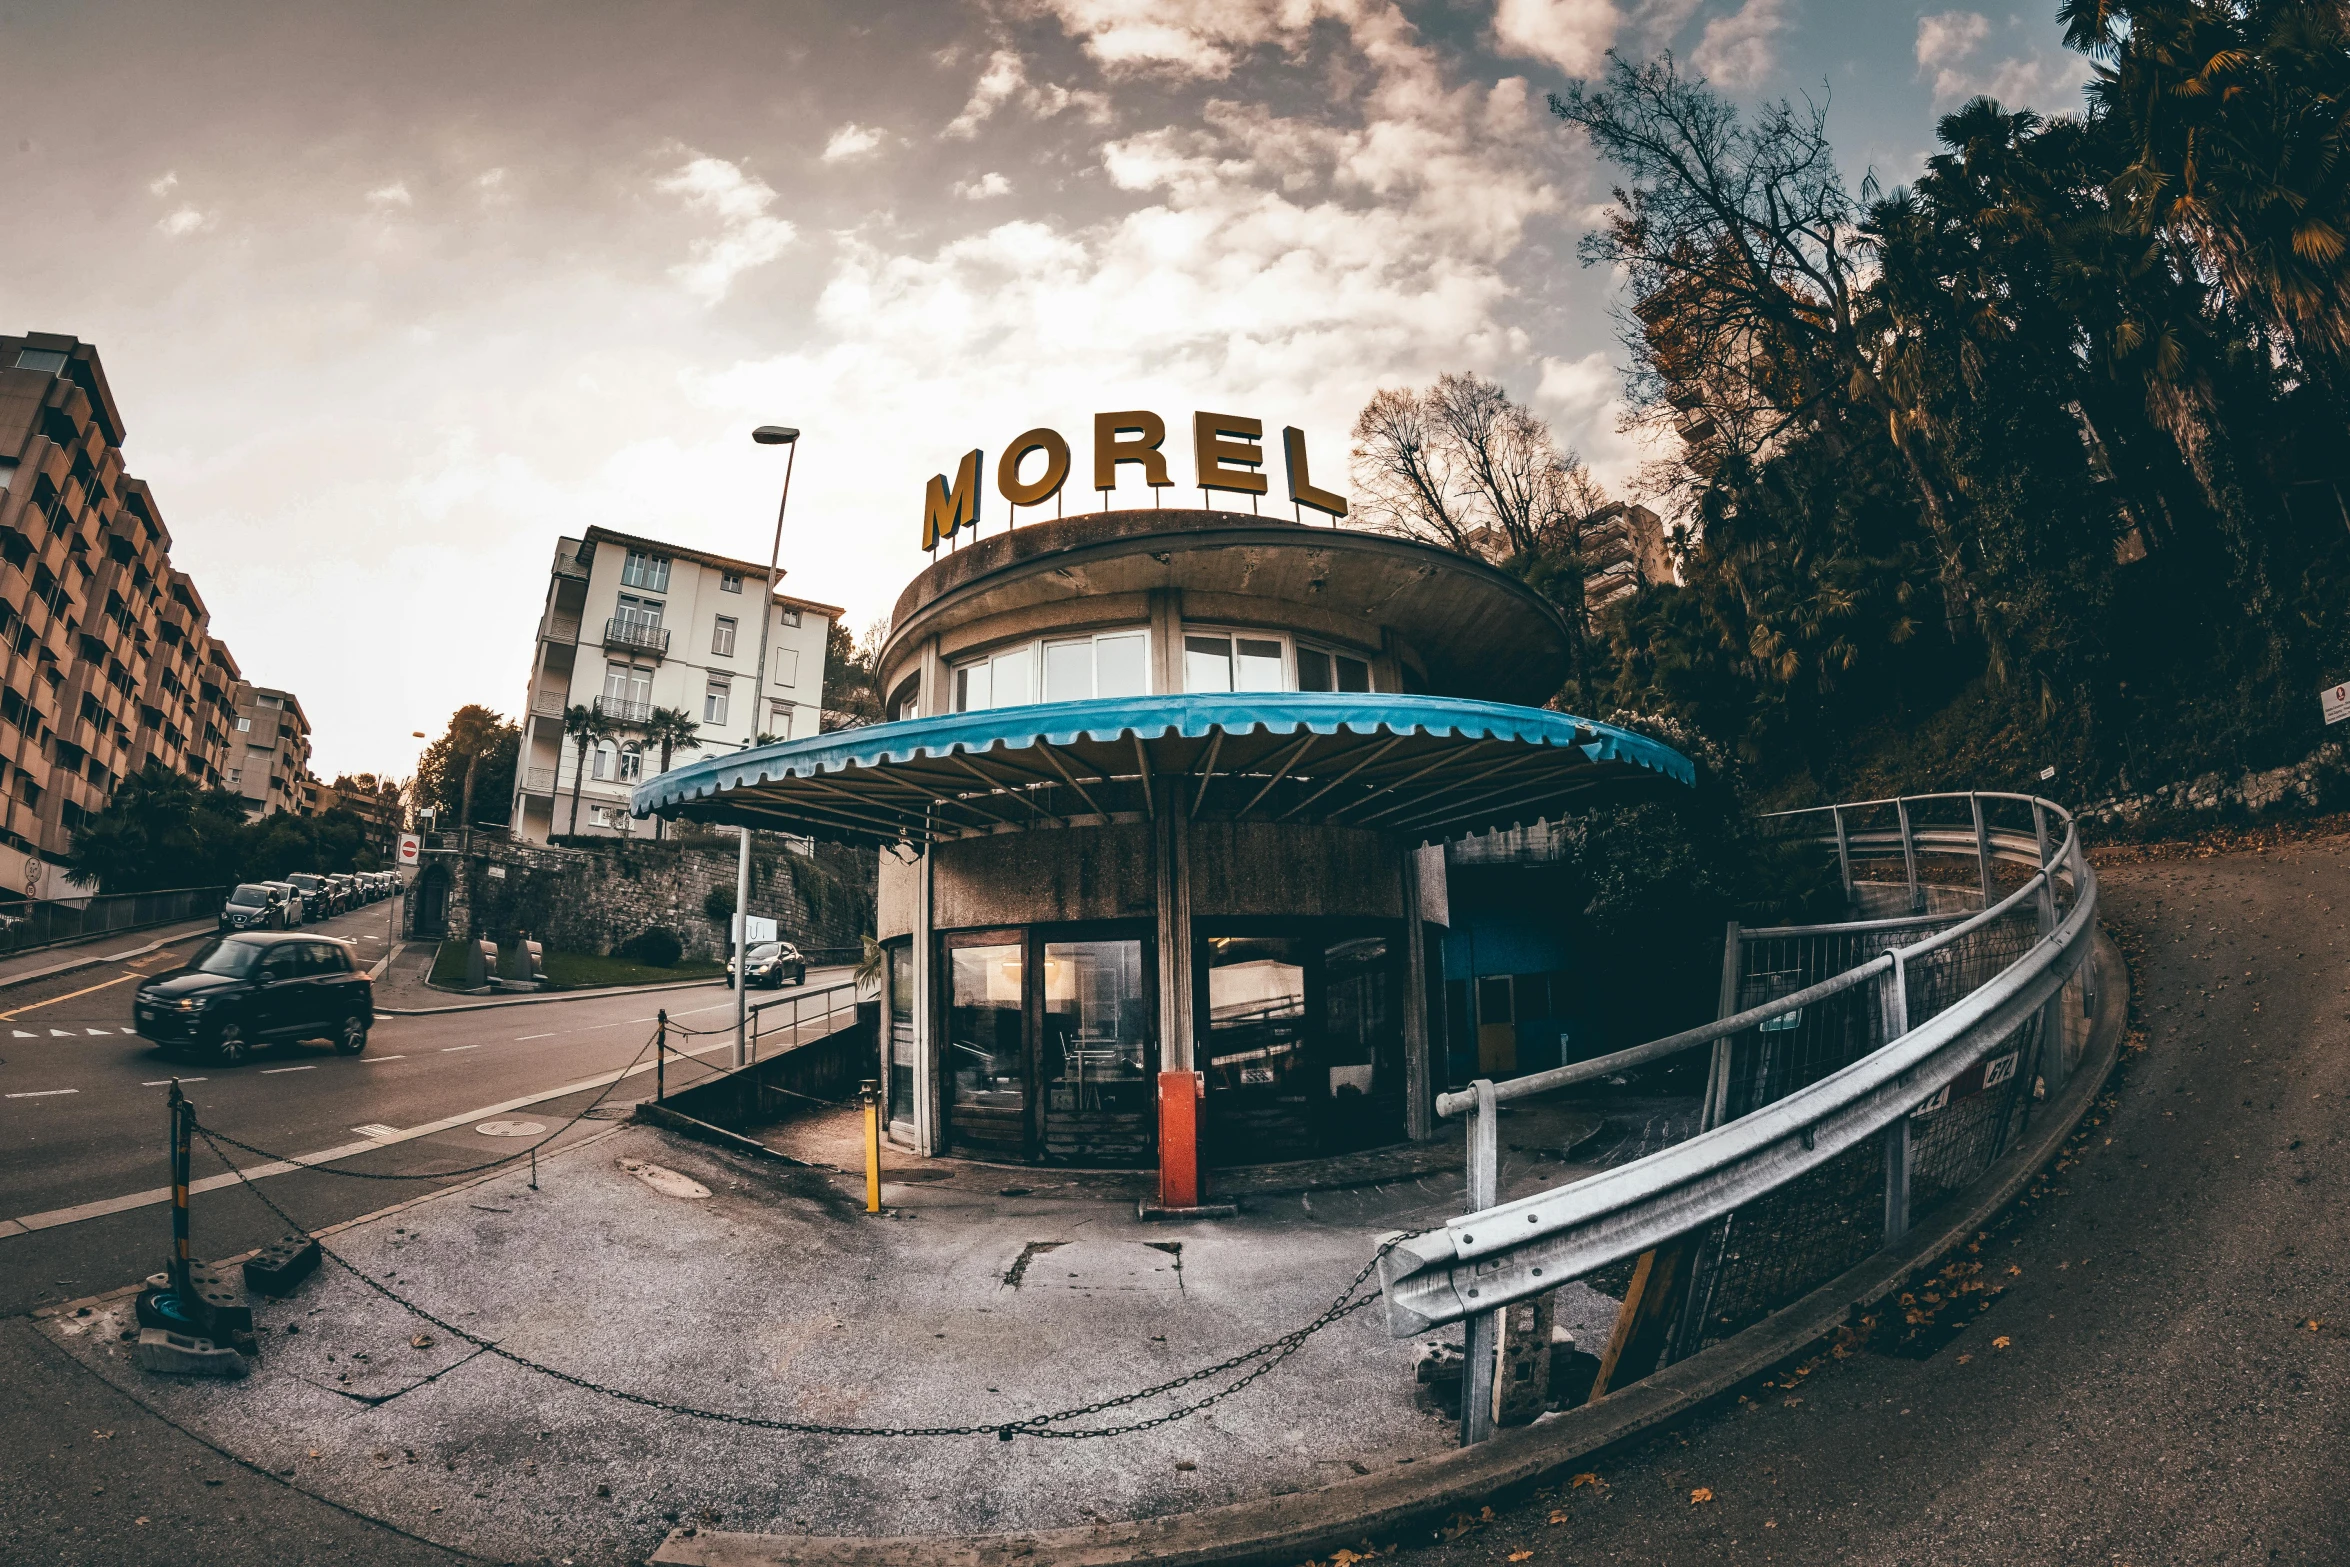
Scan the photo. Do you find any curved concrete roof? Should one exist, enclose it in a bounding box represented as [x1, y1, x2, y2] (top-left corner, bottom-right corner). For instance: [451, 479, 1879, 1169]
[879, 509, 1576, 708]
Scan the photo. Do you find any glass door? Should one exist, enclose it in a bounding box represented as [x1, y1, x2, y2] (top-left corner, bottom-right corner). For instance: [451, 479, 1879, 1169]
[944, 935, 1028, 1161]
[1200, 935, 1311, 1164]
[1040, 937, 1153, 1165]
[886, 941, 916, 1133]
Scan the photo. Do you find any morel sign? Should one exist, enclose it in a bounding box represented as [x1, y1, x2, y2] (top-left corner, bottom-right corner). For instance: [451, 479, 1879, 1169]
[922, 410, 1349, 549]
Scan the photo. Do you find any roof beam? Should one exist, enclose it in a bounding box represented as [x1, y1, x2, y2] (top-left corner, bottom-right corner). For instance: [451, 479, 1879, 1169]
[1273, 735, 1403, 821]
[1325, 740, 1494, 825]
[1365, 747, 1559, 829]
[1230, 732, 1318, 818]
[1187, 731, 1225, 820]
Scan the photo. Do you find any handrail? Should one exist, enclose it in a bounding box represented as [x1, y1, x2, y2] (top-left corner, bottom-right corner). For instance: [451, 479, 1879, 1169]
[744, 977, 862, 1066]
[1387, 789, 2097, 1444]
[1435, 795, 2082, 1119]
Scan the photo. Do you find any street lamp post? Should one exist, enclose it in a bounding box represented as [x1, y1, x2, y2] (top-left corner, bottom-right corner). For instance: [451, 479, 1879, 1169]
[737, 425, 800, 1069]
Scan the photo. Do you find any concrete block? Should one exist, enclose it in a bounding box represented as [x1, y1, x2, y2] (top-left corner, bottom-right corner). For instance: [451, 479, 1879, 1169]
[243, 1235, 322, 1297]
[135, 1327, 250, 1379]
[184, 1258, 253, 1336]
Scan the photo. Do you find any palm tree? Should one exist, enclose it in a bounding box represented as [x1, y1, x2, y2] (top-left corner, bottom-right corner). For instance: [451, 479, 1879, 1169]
[639, 706, 701, 841]
[563, 704, 612, 838]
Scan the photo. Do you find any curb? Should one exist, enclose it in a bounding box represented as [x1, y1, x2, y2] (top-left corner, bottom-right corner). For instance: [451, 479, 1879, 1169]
[649, 927, 2131, 1567]
[0, 920, 217, 993]
[634, 1101, 821, 1168]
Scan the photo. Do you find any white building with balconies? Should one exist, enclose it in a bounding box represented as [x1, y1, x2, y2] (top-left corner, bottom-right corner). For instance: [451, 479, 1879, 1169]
[509, 527, 838, 842]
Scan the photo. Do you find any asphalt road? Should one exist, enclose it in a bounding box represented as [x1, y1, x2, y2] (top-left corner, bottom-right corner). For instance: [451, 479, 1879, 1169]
[1383, 837, 2347, 1566]
[0, 901, 851, 1318]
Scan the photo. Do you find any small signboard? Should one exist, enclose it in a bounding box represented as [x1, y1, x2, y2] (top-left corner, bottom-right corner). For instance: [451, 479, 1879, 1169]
[396, 831, 421, 866]
[2038, 765, 2057, 782]
[2324, 681, 2350, 726]
[732, 913, 779, 947]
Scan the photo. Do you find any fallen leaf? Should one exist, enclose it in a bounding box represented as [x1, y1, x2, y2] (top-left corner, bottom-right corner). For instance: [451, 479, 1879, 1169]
[134, 1517, 149, 1526]
[1992, 1336, 2012, 1350]
[1509, 1554, 1534, 1563]
[1956, 1353, 1973, 1365]
[1691, 1487, 1714, 1505]
[1569, 1472, 1601, 1489]
[2308, 1319, 2325, 1332]
[1548, 1510, 1569, 1525]
[411, 1333, 434, 1350]
[1765, 1519, 1778, 1529]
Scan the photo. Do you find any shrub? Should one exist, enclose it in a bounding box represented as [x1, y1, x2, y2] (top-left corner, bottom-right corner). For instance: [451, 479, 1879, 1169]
[702, 883, 734, 926]
[616, 927, 684, 968]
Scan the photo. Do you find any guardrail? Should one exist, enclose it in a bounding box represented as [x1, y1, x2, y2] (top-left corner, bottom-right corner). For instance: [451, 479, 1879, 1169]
[1381, 791, 2096, 1444]
[746, 978, 863, 1065]
[0, 883, 232, 959]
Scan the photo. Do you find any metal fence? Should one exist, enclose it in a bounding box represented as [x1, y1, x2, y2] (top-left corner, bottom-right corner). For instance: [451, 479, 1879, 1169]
[0, 884, 229, 959]
[745, 979, 863, 1066]
[1379, 791, 2097, 1444]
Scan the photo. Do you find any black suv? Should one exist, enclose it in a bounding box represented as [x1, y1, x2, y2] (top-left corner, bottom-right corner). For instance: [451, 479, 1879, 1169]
[134, 932, 373, 1065]
[220, 884, 283, 932]
[287, 873, 339, 917]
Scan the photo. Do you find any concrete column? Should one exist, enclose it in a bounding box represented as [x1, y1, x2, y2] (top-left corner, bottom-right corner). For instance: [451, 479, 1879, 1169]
[919, 635, 947, 719]
[912, 840, 941, 1155]
[1400, 840, 1434, 1141]
[1153, 780, 1194, 1072]
[1149, 588, 1184, 695]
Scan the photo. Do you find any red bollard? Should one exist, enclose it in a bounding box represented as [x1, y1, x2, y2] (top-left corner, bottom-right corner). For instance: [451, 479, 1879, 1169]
[1145, 1071, 1230, 1218]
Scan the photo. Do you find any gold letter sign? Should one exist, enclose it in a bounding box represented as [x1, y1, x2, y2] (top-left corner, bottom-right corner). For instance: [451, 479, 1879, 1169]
[922, 448, 983, 549]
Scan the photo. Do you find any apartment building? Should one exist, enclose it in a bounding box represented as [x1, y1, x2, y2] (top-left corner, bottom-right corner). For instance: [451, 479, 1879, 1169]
[0, 332, 246, 897]
[226, 683, 313, 817]
[1580, 502, 1673, 611]
[510, 527, 838, 842]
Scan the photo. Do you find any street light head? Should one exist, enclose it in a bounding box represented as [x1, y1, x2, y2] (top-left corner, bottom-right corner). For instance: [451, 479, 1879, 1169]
[752, 425, 800, 446]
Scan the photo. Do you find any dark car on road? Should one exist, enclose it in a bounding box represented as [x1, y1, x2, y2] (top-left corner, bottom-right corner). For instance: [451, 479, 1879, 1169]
[219, 884, 284, 932]
[135, 932, 373, 1065]
[727, 940, 808, 989]
[287, 872, 340, 917]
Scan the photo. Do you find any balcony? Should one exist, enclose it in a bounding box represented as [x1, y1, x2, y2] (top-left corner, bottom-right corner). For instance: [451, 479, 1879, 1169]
[593, 695, 651, 725]
[540, 611, 580, 645]
[522, 765, 557, 795]
[552, 549, 590, 581]
[529, 689, 566, 719]
[603, 617, 669, 656]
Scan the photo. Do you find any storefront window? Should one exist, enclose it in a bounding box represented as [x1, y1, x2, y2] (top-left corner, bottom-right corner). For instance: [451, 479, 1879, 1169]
[1321, 935, 1399, 1150]
[946, 942, 1026, 1159]
[1203, 935, 1309, 1097]
[887, 942, 915, 1129]
[1041, 939, 1152, 1163]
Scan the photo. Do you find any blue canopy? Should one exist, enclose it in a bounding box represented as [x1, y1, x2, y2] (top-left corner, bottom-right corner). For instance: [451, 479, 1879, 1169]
[634, 692, 1693, 848]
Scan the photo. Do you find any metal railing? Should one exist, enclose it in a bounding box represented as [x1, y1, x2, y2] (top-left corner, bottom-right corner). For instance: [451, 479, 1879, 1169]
[0, 883, 232, 958]
[603, 618, 669, 656]
[1381, 792, 2096, 1443]
[593, 695, 652, 725]
[745, 977, 862, 1065]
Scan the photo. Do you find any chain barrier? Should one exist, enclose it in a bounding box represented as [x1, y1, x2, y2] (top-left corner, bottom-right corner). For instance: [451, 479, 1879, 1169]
[188, 1026, 661, 1183]
[190, 1113, 1416, 1442]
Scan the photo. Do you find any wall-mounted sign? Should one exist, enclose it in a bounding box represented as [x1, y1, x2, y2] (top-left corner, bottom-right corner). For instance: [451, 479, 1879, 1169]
[923, 410, 1349, 549]
[2324, 680, 2350, 725]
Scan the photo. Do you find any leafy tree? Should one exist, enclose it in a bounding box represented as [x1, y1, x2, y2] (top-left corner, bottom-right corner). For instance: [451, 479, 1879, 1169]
[821, 616, 886, 730]
[562, 703, 611, 837]
[63, 762, 247, 893]
[414, 706, 519, 828]
[639, 705, 701, 840]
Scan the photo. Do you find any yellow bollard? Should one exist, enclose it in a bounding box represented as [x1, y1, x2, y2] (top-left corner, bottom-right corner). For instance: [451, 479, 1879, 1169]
[861, 1079, 883, 1214]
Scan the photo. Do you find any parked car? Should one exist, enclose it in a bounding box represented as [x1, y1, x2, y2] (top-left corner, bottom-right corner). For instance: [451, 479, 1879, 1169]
[727, 940, 808, 990]
[134, 932, 373, 1065]
[261, 880, 306, 926]
[219, 884, 283, 932]
[286, 872, 339, 917]
[326, 873, 357, 910]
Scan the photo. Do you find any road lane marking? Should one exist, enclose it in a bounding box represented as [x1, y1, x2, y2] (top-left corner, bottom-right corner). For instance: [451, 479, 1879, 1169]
[143, 1078, 206, 1086]
[352, 1123, 399, 1138]
[260, 1065, 316, 1075]
[5, 1089, 78, 1098]
[366, 1054, 407, 1062]
[515, 1032, 556, 1040]
[48, 1029, 72, 1037]
[12, 1030, 33, 1038]
[0, 970, 146, 1021]
[84, 1028, 112, 1036]
[441, 1044, 480, 1053]
[2, 1033, 752, 1233]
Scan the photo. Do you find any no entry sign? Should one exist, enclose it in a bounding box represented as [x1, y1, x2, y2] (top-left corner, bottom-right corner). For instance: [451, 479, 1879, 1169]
[396, 831, 421, 866]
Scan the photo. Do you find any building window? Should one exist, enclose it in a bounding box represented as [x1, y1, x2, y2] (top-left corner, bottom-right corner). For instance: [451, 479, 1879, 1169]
[720, 572, 742, 594]
[711, 615, 737, 658]
[1183, 633, 1285, 693]
[1041, 630, 1149, 703]
[591, 741, 618, 781]
[776, 606, 801, 628]
[614, 592, 663, 630]
[621, 550, 670, 591]
[774, 647, 799, 687]
[618, 743, 643, 782]
[768, 700, 793, 738]
[589, 804, 613, 827]
[235, 716, 251, 732]
[14, 349, 67, 374]
[1296, 642, 1373, 694]
[704, 676, 731, 726]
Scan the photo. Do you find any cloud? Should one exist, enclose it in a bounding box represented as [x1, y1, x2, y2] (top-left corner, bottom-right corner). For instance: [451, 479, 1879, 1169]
[821, 123, 885, 163]
[1489, 0, 1620, 76]
[149, 170, 179, 196]
[366, 180, 414, 208]
[1915, 10, 2091, 109]
[655, 154, 797, 303]
[1690, 0, 1789, 88]
[953, 171, 1013, 199]
[1031, 0, 1362, 79]
[942, 48, 1110, 138]
[156, 206, 208, 237]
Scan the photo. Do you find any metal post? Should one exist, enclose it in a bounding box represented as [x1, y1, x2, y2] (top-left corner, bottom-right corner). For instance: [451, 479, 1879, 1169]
[1897, 798, 1922, 914]
[733, 826, 751, 1069]
[1881, 949, 1912, 1242]
[1702, 920, 1741, 1129]
[861, 1079, 883, 1214]
[1831, 805, 1853, 905]
[167, 1081, 192, 1302]
[656, 1009, 668, 1103]
[1970, 793, 1994, 910]
[1459, 1077, 1501, 1447]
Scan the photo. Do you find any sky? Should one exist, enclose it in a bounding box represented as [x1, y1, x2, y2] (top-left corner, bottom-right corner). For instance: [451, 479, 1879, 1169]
[0, 0, 2092, 781]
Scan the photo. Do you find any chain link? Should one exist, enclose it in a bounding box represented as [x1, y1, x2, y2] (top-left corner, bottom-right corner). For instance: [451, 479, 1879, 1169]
[191, 1118, 1416, 1441]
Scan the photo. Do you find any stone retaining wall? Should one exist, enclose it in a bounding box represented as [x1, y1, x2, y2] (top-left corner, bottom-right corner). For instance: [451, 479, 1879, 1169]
[2079, 741, 2346, 828]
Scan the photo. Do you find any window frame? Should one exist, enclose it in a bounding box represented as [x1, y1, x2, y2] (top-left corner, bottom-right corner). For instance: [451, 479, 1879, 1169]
[711, 615, 737, 658]
[704, 675, 731, 726]
[951, 627, 1152, 714]
[719, 572, 743, 594]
